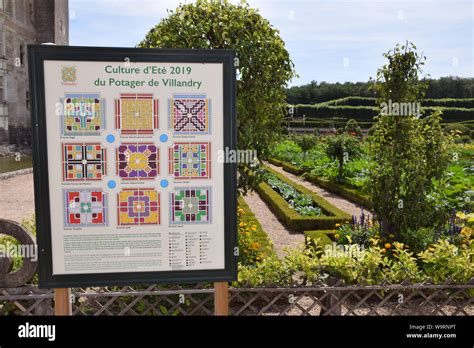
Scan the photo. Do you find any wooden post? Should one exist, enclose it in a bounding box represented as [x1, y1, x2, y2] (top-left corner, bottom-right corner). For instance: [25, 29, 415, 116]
[54, 288, 72, 315]
[214, 282, 229, 316]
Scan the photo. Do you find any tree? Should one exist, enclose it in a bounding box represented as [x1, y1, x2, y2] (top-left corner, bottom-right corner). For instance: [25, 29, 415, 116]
[138, 1, 295, 193]
[292, 134, 318, 160]
[325, 134, 361, 178]
[369, 42, 452, 238]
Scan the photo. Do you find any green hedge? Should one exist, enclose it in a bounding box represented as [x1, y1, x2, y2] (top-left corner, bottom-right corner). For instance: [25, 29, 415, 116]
[319, 96, 474, 108]
[287, 120, 374, 129]
[256, 166, 351, 232]
[269, 159, 374, 210]
[423, 107, 474, 122]
[282, 161, 306, 175]
[324, 97, 376, 107]
[305, 174, 374, 210]
[288, 104, 474, 123]
[268, 158, 283, 166]
[304, 230, 335, 249]
[424, 98, 474, 108]
[291, 104, 378, 122]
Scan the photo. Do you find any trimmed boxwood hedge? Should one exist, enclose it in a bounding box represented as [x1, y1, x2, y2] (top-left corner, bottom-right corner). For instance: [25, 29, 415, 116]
[256, 166, 351, 232]
[305, 174, 373, 210]
[320, 96, 474, 109]
[287, 104, 474, 123]
[268, 159, 374, 210]
[268, 157, 283, 166]
[282, 162, 306, 175]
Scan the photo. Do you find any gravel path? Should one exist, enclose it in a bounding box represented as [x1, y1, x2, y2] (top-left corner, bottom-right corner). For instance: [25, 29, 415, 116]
[243, 192, 304, 258]
[266, 163, 370, 218]
[0, 173, 35, 223]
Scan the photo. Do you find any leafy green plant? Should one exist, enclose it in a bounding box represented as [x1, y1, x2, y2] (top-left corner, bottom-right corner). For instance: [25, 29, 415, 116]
[270, 139, 302, 163]
[418, 239, 473, 283]
[292, 134, 318, 160]
[335, 224, 377, 247]
[325, 134, 362, 178]
[398, 227, 437, 254]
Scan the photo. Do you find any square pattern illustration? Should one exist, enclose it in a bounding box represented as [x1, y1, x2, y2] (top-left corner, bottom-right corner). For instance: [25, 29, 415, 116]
[169, 142, 211, 179]
[169, 94, 210, 134]
[62, 143, 107, 181]
[61, 93, 105, 135]
[170, 187, 211, 224]
[64, 189, 107, 226]
[115, 93, 158, 134]
[117, 188, 160, 225]
[117, 143, 159, 180]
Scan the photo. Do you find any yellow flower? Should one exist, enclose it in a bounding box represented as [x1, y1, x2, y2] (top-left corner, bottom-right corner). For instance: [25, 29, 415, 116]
[456, 212, 466, 219]
[239, 221, 246, 227]
[393, 242, 404, 250]
[334, 234, 340, 239]
[335, 223, 341, 228]
[381, 248, 387, 254]
[389, 234, 395, 239]
[384, 243, 392, 249]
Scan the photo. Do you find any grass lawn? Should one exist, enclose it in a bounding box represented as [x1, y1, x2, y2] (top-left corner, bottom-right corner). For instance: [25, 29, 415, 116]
[0, 155, 33, 174]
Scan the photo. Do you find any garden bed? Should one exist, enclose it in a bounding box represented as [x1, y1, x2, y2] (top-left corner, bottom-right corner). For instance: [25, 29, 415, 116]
[269, 157, 373, 210]
[256, 166, 350, 232]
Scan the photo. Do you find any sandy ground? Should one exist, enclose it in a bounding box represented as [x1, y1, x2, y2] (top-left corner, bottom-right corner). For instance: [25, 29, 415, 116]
[0, 173, 35, 223]
[243, 191, 304, 257]
[267, 163, 371, 218]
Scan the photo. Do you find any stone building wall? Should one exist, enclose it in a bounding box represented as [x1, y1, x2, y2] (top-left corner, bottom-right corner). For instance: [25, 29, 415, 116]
[0, 0, 68, 151]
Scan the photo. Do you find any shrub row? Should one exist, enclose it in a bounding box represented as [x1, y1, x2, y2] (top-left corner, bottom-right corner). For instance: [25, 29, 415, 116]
[256, 166, 351, 232]
[323, 97, 376, 107]
[281, 161, 306, 175]
[321, 96, 474, 108]
[287, 120, 374, 129]
[288, 104, 474, 123]
[290, 104, 378, 122]
[268, 158, 374, 210]
[305, 174, 374, 210]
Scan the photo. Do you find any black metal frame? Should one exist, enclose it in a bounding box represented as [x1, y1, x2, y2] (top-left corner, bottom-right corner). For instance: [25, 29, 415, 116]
[28, 45, 237, 288]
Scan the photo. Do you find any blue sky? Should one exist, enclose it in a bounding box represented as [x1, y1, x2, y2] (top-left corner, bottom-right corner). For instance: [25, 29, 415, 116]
[69, 0, 473, 86]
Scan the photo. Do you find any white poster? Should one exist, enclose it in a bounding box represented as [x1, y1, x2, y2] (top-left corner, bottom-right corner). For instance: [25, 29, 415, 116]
[42, 60, 225, 275]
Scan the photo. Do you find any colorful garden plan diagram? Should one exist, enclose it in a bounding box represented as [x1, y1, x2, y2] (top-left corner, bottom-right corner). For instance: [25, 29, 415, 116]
[61, 93, 106, 135]
[62, 143, 107, 181]
[116, 143, 159, 180]
[169, 142, 211, 179]
[64, 189, 108, 226]
[170, 188, 211, 224]
[117, 188, 160, 225]
[169, 94, 210, 134]
[41, 57, 229, 278]
[115, 93, 158, 134]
